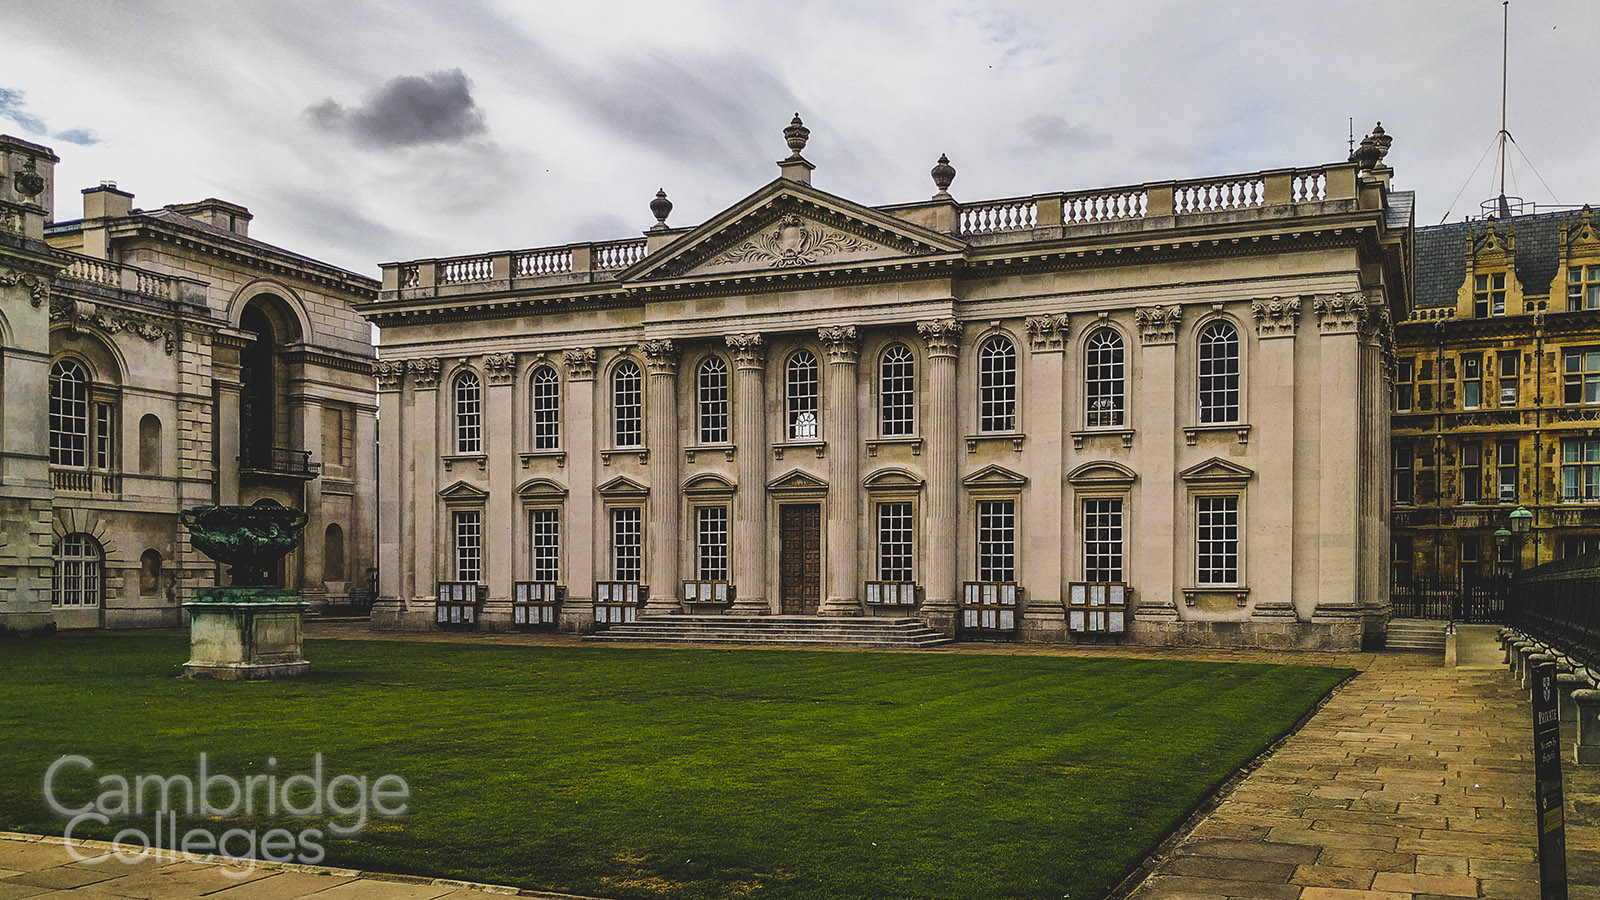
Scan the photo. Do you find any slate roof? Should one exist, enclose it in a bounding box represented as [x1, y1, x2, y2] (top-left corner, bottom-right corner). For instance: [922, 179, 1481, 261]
[1414, 208, 1581, 308]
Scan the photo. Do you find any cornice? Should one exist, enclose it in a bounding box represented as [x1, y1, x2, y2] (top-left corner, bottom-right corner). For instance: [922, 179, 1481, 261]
[107, 219, 378, 299]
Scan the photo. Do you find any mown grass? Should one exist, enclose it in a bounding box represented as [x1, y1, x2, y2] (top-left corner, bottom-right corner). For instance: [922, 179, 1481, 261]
[0, 636, 1350, 899]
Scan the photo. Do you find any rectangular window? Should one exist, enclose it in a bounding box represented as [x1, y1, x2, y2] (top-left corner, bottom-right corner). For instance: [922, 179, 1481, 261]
[1498, 353, 1518, 407]
[1496, 441, 1518, 502]
[1392, 444, 1414, 505]
[1460, 442, 1482, 502]
[532, 369, 561, 450]
[531, 508, 560, 583]
[877, 502, 914, 582]
[1562, 439, 1600, 502]
[1395, 358, 1414, 412]
[1473, 272, 1506, 317]
[1196, 496, 1239, 585]
[611, 507, 642, 582]
[1461, 354, 1482, 409]
[1459, 538, 1480, 585]
[1083, 499, 1124, 583]
[614, 364, 643, 447]
[698, 359, 730, 445]
[94, 403, 114, 470]
[976, 500, 1016, 583]
[1560, 536, 1600, 559]
[453, 511, 482, 583]
[1391, 537, 1413, 587]
[695, 506, 729, 582]
[1563, 350, 1600, 405]
[1568, 264, 1600, 311]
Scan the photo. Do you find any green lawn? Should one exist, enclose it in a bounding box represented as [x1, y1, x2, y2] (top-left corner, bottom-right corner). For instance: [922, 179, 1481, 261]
[0, 636, 1350, 900]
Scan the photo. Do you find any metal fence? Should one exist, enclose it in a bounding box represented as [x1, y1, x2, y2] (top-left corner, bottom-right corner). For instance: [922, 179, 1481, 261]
[1389, 579, 1505, 623]
[1508, 554, 1600, 674]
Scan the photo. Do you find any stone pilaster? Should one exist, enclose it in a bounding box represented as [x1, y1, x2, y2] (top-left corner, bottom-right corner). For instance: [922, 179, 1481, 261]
[373, 361, 404, 606]
[407, 358, 441, 607]
[641, 340, 681, 614]
[1250, 298, 1300, 623]
[726, 334, 770, 614]
[818, 325, 862, 616]
[563, 348, 598, 630]
[484, 353, 516, 605]
[917, 318, 962, 632]
[1022, 314, 1067, 639]
[1311, 294, 1364, 616]
[1132, 307, 1180, 622]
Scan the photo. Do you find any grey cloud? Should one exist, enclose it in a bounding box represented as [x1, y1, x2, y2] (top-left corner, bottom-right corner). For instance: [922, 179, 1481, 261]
[54, 128, 101, 146]
[307, 69, 487, 148]
[1021, 116, 1106, 150]
[0, 88, 50, 135]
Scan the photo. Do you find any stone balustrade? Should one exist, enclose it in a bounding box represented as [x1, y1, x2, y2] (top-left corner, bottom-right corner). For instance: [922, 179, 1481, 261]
[59, 252, 176, 300]
[388, 237, 650, 293]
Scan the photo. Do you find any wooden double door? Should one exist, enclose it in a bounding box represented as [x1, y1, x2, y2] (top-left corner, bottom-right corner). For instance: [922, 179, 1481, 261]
[778, 503, 822, 614]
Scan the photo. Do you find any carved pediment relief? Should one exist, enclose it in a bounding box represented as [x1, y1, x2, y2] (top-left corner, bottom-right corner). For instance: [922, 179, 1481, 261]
[439, 481, 489, 502]
[1066, 461, 1137, 488]
[596, 475, 650, 499]
[766, 469, 830, 493]
[1178, 457, 1254, 486]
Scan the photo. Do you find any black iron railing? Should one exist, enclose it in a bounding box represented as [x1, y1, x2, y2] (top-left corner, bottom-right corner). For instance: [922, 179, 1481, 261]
[239, 447, 321, 478]
[1508, 555, 1600, 673]
[1389, 578, 1505, 623]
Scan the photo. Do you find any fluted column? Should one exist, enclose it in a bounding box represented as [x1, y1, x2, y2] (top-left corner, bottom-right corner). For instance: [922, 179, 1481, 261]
[819, 326, 863, 616]
[642, 340, 682, 614]
[727, 334, 770, 614]
[918, 318, 962, 632]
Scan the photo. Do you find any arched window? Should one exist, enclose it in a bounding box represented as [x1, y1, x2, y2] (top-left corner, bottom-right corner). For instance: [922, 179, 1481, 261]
[698, 356, 730, 444]
[1197, 321, 1240, 424]
[531, 366, 560, 450]
[454, 371, 482, 454]
[786, 350, 819, 440]
[978, 336, 1017, 433]
[1085, 329, 1125, 428]
[50, 359, 90, 468]
[879, 344, 916, 436]
[139, 414, 162, 475]
[613, 360, 642, 447]
[323, 523, 346, 583]
[139, 549, 163, 596]
[53, 533, 102, 607]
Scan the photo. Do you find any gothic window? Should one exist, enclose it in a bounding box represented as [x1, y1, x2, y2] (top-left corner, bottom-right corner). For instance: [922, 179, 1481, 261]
[698, 356, 730, 444]
[786, 350, 819, 440]
[613, 360, 642, 447]
[879, 344, 916, 436]
[53, 533, 102, 607]
[49, 359, 90, 468]
[978, 336, 1017, 433]
[531, 366, 560, 450]
[454, 371, 482, 454]
[1197, 322, 1240, 424]
[1084, 329, 1125, 428]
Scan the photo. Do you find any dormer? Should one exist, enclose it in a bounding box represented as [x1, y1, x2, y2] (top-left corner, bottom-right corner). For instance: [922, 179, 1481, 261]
[1558, 206, 1600, 312]
[1454, 219, 1524, 318]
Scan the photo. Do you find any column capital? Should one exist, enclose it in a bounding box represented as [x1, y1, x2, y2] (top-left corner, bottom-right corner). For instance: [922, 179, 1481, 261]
[1135, 305, 1182, 344]
[818, 325, 860, 364]
[373, 360, 405, 392]
[726, 333, 766, 368]
[482, 352, 517, 385]
[1250, 297, 1301, 338]
[916, 318, 963, 357]
[1313, 292, 1368, 334]
[1024, 314, 1070, 351]
[406, 357, 441, 389]
[642, 339, 680, 375]
[563, 348, 597, 380]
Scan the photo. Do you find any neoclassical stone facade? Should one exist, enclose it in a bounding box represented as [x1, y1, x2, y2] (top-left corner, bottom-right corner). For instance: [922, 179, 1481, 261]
[0, 134, 378, 631]
[363, 120, 1409, 649]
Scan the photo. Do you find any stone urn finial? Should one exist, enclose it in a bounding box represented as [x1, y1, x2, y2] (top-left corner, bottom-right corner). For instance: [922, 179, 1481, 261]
[931, 153, 956, 199]
[649, 188, 672, 231]
[180, 498, 309, 588]
[784, 114, 810, 159]
[1350, 122, 1392, 172]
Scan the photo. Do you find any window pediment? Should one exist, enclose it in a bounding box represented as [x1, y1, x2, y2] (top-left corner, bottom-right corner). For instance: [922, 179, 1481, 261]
[1067, 461, 1137, 489]
[1178, 457, 1254, 487]
[516, 478, 568, 502]
[962, 464, 1027, 493]
[596, 475, 649, 499]
[862, 467, 924, 491]
[766, 469, 829, 493]
[439, 481, 489, 503]
[683, 473, 737, 497]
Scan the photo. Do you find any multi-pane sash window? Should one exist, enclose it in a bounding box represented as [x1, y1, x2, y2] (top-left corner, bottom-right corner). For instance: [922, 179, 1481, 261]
[1496, 441, 1518, 502]
[1395, 358, 1414, 412]
[1393, 443, 1414, 505]
[611, 507, 642, 581]
[1392, 537, 1413, 587]
[1498, 354, 1518, 407]
[1459, 537, 1480, 585]
[1562, 439, 1600, 501]
[532, 366, 560, 450]
[453, 511, 482, 583]
[1563, 350, 1600, 405]
[978, 336, 1017, 433]
[1561, 536, 1600, 559]
[976, 500, 1016, 582]
[49, 360, 90, 468]
[52, 534, 102, 607]
[787, 350, 819, 440]
[698, 357, 730, 444]
[1461, 354, 1482, 409]
[1085, 329, 1125, 428]
[877, 502, 914, 582]
[695, 506, 729, 581]
[1083, 499, 1124, 583]
[1461, 442, 1482, 502]
[1197, 322, 1240, 424]
[1570, 265, 1600, 311]
[531, 508, 560, 583]
[1195, 496, 1239, 585]
[454, 372, 482, 454]
[879, 345, 916, 436]
[1474, 272, 1506, 317]
[94, 403, 114, 470]
[613, 361, 643, 447]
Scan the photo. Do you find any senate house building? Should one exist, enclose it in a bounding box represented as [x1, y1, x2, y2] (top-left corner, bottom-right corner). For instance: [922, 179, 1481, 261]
[360, 119, 1409, 650]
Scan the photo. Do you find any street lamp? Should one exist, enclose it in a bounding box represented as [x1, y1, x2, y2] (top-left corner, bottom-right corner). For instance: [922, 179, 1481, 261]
[1509, 505, 1532, 535]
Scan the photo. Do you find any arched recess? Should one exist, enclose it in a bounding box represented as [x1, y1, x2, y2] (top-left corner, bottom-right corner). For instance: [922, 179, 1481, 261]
[139, 549, 163, 597]
[139, 414, 162, 475]
[323, 523, 346, 583]
[237, 292, 303, 465]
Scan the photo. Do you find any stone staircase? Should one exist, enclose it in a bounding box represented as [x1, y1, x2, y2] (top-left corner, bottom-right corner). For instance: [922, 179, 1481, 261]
[583, 615, 953, 649]
[1386, 617, 1447, 653]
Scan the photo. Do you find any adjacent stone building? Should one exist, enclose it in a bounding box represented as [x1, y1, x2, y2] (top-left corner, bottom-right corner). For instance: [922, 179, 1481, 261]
[1393, 203, 1600, 585]
[0, 134, 378, 631]
[362, 120, 1408, 650]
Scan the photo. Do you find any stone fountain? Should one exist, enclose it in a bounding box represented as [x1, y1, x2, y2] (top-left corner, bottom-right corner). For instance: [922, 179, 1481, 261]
[179, 498, 311, 679]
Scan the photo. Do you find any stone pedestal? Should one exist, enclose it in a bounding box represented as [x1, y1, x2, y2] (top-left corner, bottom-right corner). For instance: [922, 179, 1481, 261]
[1573, 689, 1600, 766]
[183, 588, 310, 680]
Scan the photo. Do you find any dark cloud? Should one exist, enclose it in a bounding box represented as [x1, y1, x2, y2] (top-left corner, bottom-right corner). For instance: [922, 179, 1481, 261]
[307, 69, 487, 148]
[1021, 116, 1105, 150]
[0, 88, 49, 135]
[53, 128, 101, 146]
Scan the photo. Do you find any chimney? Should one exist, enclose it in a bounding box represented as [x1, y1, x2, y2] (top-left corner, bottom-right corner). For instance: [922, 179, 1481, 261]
[167, 198, 253, 236]
[1, 134, 59, 223]
[83, 182, 134, 220]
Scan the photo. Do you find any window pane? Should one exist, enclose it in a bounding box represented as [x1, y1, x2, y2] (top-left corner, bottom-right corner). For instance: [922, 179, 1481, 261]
[1085, 329, 1125, 428]
[787, 351, 819, 440]
[1197, 322, 1239, 424]
[454, 511, 482, 583]
[49, 360, 90, 468]
[696, 506, 729, 581]
[698, 357, 730, 444]
[978, 337, 1017, 433]
[976, 500, 1016, 582]
[877, 502, 914, 582]
[611, 508, 642, 582]
[1083, 499, 1124, 582]
[879, 345, 916, 436]
[1196, 496, 1239, 585]
[454, 372, 482, 454]
[532, 367, 560, 450]
[531, 508, 560, 583]
[613, 361, 642, 447]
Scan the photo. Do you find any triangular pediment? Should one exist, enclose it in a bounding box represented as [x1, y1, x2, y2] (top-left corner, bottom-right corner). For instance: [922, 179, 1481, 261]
[1067, 461, 1137, 488]
[766, 468, 830, 493]
[1179, 457, 1254, 485]
[596, 475, 650, 499]
[961, 465, 1028, 490]
[624, 179, 966, 283]
[438, 481, 489, 502]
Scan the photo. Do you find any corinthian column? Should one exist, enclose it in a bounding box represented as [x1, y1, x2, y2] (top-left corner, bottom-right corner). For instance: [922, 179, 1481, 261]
[726, 334, 770, 614]
[642, 340, 682, 614]
[918, 318, 962, 632]
[819, 325, 862, 616]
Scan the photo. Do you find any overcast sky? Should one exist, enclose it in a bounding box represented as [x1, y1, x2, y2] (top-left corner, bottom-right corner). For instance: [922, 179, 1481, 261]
[4, 1, 1597, 276]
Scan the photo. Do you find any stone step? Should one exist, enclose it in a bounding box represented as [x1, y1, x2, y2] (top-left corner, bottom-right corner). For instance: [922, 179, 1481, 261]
[587, 633, 953, 649]
[583, 614, 952, 649]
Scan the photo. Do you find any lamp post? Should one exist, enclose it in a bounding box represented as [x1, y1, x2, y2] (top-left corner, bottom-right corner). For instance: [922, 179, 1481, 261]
[1496, 505, 1533, 623]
